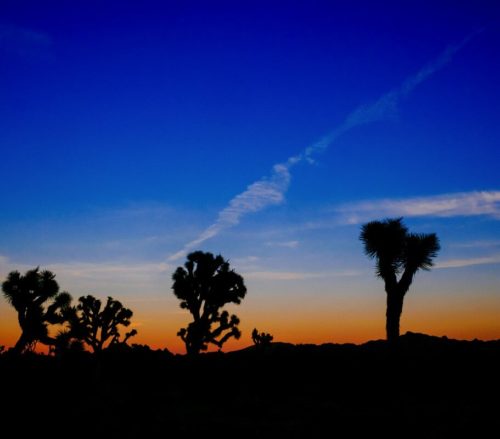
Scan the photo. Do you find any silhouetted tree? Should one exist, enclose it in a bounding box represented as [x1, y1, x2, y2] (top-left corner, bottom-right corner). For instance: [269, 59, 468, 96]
[360, 218, 440, 342]
[252, 328, 273, 347]
[1, 268, 72, 354]
[63, 295, 137, 353]
[172, 251, 247, 355]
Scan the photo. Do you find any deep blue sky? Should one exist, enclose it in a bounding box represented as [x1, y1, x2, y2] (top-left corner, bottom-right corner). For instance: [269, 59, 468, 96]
[1, 1, 499, 215]
[1, 1, 500, 348]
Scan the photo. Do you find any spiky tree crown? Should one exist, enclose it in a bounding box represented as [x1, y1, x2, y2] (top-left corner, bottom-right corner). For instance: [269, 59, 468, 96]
[360, 218, 440, 279]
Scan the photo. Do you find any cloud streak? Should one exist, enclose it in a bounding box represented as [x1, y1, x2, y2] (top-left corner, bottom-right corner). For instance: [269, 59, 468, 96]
[243, 269, 363, 281]
[336, 190, 500, 224]
[0, 255, 173, 297]
[168, 34, 476, 261]
[265, 240, 300, 249]
[0, 24, 52, 47]
[436, 255, 500, 269]
[450, 240, 500, 249]
[168, 163, 291, 260]
[0, 24, 52, 59]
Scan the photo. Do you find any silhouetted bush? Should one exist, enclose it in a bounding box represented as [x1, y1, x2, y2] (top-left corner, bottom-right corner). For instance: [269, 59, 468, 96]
[252, 328, 274, 347]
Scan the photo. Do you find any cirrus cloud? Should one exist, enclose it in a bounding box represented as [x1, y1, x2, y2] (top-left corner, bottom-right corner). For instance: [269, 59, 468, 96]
[335, 190, 500, 224]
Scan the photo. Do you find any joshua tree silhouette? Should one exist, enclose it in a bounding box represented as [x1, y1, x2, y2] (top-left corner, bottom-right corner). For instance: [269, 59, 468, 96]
[252, 328, 273, 347]
[62, 295, 137, 353]
[172, 251, 247, 355]
[1, 267, 72, 354]
[360, 218, 440, 342]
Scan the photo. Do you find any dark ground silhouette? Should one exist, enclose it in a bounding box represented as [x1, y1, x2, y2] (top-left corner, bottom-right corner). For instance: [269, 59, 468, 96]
[2, 332, 500, 438]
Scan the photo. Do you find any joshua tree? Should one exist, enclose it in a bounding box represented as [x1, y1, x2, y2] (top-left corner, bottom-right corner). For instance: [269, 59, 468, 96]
[252, 328, 273, 347]
[360, 218, 440, 342]
[172, 251, 247, 355]
[1, 268, 72, 354]
[63, 295, 137, 353]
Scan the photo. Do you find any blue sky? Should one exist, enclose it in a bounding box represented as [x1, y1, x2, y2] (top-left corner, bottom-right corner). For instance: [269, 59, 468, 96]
[1, 1, 499, 349]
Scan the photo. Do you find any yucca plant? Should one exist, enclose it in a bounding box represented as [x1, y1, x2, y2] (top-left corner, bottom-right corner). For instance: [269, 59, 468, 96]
[2, 268, 72, 353]
[360, 218, 440, 342]
[172, 251, 247, 355]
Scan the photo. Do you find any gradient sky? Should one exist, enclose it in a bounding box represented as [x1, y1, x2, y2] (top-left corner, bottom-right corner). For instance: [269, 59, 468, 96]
[1, 1, 499, 353]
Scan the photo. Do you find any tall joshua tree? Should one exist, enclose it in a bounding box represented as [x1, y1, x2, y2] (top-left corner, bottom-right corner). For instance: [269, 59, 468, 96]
[360, 218, 440, 342]
[1, 268, 72, 353]
[172, 251, 247, 355]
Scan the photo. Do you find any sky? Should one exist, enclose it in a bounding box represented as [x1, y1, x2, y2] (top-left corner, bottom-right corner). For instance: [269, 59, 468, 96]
[1, 1, 499, 353]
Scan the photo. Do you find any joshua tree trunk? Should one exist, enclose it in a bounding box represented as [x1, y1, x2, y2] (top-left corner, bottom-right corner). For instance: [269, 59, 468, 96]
[386, 290, 404, 343]
[186, 332, 204, 355]
[12, 332, 31, 354]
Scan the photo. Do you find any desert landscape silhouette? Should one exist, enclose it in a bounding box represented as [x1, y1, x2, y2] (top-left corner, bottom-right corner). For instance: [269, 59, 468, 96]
[2, 218, 442, 355]
[2, 218, 500, 437]
[1, 2, 499, 438]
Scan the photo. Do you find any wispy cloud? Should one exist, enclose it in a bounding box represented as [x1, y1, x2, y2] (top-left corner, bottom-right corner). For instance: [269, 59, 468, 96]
[168, 163, 291, 260]
[436, 255, 500, 269]
[0, 255, 173, 296]
[47, 261, 172, 278]
[336, 190, 500, 224]
[450, 240, 500, 249]
[243, 269, 363, 281]
[231, 255, 260, 264]
[168, 33, 477, 261]
[266, 240, 300, 249]
[243, 271, 321, 281]
[0, 24, 51, 45]
[0, 24, 52, 58]
[0, 255, 9, 271]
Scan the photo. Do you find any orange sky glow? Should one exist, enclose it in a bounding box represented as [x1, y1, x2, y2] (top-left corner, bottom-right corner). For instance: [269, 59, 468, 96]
[2, 288, 500, 355]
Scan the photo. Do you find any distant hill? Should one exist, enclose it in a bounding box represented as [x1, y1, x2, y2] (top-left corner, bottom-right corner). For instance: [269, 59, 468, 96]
[230, 331, 500, 356]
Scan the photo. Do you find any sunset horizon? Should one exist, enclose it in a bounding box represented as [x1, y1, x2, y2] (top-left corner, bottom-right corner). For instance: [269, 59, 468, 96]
[1, 1, 499, 356]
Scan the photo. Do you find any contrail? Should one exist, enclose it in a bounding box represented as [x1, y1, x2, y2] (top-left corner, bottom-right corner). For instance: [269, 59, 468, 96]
[168, 33, 479, 262]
